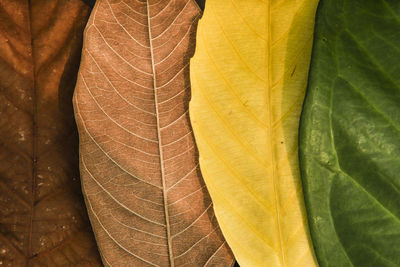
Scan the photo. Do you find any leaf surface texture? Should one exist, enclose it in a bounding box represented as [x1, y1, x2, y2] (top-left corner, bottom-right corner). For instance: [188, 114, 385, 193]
[73, 0, 234, 266]
[189, 0, 319, 266]
[0, 0, 101, 265]
[300, 1, 400, 266]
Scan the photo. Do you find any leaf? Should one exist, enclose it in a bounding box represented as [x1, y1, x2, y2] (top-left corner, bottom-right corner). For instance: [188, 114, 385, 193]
[73, 0, 234, 266]
[0, 0, 101, 265]
[189, 0, 319, 266]
[299, 1, 400, 266]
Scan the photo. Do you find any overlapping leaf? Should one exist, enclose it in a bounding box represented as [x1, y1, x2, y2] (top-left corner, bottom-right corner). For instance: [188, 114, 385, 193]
[73, 0, 234, 266]
[0, 0, 101, 265]
[300, 1, 400, 266]
[189, 0, 319, 266]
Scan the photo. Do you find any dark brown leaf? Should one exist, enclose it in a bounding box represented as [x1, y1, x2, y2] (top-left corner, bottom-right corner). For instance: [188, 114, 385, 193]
[0, 0, 101, 265]
[73, 0, 233, 266]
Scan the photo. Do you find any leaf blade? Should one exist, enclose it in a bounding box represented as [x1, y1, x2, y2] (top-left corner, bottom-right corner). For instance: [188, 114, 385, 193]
[189, 0, 319, 266]
[0, 0, 101, 265]
[73, 0, 234, 266]
[300, 1, 400, 266]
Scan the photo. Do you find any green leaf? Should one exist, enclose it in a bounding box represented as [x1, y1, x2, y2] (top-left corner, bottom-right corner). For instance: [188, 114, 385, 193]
[300, 1, 400, 266]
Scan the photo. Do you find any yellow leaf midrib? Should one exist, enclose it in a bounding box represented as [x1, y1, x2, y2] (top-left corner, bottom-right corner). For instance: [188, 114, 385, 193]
[265, 1, 286, 266]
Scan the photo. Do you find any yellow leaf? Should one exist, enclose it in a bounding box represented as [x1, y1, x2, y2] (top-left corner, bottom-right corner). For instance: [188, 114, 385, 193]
[189, 0, 319, 266]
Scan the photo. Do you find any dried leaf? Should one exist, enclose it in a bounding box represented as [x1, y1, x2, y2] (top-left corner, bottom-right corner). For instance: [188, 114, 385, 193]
[73, 0, 233, 266]
[0, 0, 101, 266]
[189, 0, 319, 266]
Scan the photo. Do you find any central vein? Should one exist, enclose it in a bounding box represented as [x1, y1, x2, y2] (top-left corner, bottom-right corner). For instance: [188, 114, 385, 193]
[265, 1, 285, 266]
[145, 1, 175, 266]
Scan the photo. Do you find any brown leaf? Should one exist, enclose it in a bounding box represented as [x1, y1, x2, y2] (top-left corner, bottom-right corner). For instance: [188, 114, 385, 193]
[73, 0, 234, 266]
[0, 0, 102, 265]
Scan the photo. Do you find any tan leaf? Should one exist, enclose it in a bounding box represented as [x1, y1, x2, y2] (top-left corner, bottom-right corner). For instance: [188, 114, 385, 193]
[73, 0, 234, 266]
[0, 0, 101, 266]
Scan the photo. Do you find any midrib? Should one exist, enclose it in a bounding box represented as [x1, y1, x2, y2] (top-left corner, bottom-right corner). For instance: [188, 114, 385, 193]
[265, 1, 285, 266]
[27, 0, 38, 259]
[145, 1, 175, 266]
